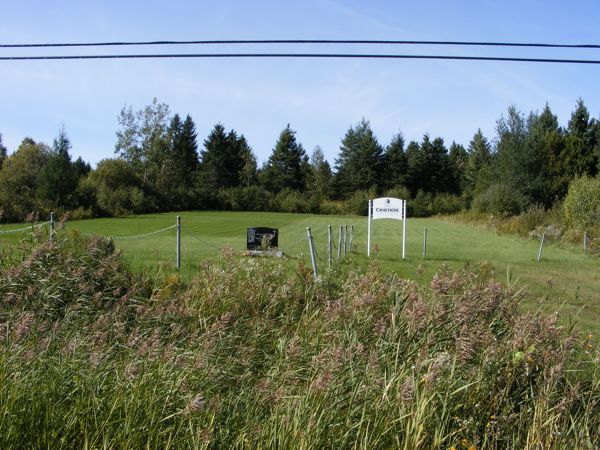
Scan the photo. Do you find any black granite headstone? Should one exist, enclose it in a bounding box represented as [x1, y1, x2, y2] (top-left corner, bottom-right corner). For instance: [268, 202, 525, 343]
[247, 227, 278, 250]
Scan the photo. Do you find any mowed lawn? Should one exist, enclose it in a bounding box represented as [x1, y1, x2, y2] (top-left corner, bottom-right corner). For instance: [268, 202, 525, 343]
[1, 210, 598, 334]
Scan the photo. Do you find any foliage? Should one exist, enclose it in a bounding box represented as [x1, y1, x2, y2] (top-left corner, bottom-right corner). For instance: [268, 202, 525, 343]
[85, 159, 149, 216]
[334, 119, 384, 198]
[0, 138, 49, 221]
[563, 175, 600, 231]
[472, 183, 529, 217]
[216, 186, 270, 211]
[260, 124, 309, 194]
[36, 128, 79, 210]
[0, 238, 598, 448]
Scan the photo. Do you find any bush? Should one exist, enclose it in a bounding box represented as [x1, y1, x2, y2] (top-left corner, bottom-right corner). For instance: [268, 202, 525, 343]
[269, 188, 309, 213]
[564, 175, 600, 232]
[343, 189, 373, 216]
[409, 190, 433, 217]
[431, 193, 464, 215]
[472, 183, 529, 217]
[216, 186, 271, 211]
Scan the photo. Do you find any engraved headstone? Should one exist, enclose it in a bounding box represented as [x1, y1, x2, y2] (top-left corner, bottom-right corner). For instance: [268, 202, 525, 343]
[246, 227, 278, 250]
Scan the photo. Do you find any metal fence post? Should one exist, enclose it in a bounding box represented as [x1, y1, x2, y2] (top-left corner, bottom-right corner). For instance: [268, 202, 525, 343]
[537, 232, 545, 262]
[337, 225, 342, 259]
[328, 225, 332, 268]
[176, 216, 181, 269]
[423, 227, 427, 258]
[343, 225, 348, 256]
[49, 212, 55, 242]
[306, 227, 318, 277]
[584, 231, 588, 255]
[349, 225, 354, 252]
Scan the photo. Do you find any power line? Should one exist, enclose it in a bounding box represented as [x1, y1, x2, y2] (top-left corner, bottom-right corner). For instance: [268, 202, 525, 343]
[1, 53, 600, 64]
[1, 39, 600, 49]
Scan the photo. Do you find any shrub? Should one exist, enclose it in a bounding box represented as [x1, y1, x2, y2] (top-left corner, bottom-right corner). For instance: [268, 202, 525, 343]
[269, 188, 309, 213]
[472, 183, 529, 217]
[343, 189, 373, 216]
[431, 193, 464, 215]
[564, 175, 600, 232]
[409, 190, 433, 217]
[216, 186, 271, 211]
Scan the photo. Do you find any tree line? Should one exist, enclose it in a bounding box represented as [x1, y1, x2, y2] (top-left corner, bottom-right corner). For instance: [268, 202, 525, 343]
[0, 98, 599, 222]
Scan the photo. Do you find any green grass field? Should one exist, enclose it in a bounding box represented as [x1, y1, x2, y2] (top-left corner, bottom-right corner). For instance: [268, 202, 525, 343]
[1, 210, 598, 334]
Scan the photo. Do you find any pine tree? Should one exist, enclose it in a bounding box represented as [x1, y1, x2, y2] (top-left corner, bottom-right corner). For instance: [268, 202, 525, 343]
[37, 128, 77, 209]
[562, 99, 598, 179]
[308, 146, 332, 198]
[448, 142, 468, 195]
[333, 119, 384, 198]
[406, 135, 451, 195]
[494, 106, 528, 192]
[465, 129, 493, 199]
[260, 125, 309, 193]
[525, 104, 565, 206]
[383, 132, 407, 189]
[238, 135, 258, 187]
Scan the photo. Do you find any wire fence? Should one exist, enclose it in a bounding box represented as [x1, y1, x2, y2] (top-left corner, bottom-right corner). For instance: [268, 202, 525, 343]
[76, 224, 177, 240]
[0, 221, 51, 234]
[0, 214, 353, 270]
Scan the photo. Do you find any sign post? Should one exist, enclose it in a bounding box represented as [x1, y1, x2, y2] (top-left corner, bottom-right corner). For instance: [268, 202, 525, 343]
[367, 197, 407, 259]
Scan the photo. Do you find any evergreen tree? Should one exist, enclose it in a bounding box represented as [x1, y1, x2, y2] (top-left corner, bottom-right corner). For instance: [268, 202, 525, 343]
[494, 106, 529, 194]
[383, 132, 407, 189]
[465, 129, 493, 199]
[260, 125, 309, 193]
[37, 128, 77, 209]
[562, 99, 598, 180]
[333, 119, 384, 198]
[308, 146, 332, 199]
[525, 104, 565, 206]
[448, 141, 468, 195]
[178, 115, 199, 188]
[238, 135, 258, 187]
[157, 114, 199, 207]
[200, 124, 245, 193]
[406, 135, 451, 195]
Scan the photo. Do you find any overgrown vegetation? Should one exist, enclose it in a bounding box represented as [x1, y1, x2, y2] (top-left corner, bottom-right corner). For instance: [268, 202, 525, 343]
[1, 235, 598, 448]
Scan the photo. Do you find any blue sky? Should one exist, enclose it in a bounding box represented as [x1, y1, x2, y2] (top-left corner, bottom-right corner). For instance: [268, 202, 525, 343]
[1, 0, 600, 166]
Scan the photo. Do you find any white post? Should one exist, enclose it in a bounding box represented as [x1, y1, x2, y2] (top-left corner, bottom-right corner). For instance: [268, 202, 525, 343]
[176, 216, 181, 269]
[367, 199, 372, 257]
[49, 212, 55, 243]
[349, 225, 354, 252]
[337, 225, 342, 259]
[343, 225, 348, 256]
[423, 227, 427, 258]
[402, 200, 407, 260]
[537, 232, 545, 262]
[328, 225, 332, 268]
[306, 227, 318, 277]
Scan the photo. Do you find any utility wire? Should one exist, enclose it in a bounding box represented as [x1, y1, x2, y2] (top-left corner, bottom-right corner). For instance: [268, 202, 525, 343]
[2, 39, 600, 49]
[2, 53, 600, 64]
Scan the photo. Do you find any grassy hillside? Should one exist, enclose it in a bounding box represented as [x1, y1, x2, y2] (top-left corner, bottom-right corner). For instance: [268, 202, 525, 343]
[1, 211, 599, 334]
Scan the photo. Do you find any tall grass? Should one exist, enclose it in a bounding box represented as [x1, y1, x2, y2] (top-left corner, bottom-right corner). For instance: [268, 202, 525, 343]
[0, 234, 598, 448]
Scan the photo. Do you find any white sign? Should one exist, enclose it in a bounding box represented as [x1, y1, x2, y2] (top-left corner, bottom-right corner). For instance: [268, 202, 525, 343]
[372, 197, 405, 220]
[367, 197, 407, 259]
